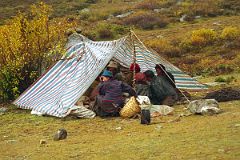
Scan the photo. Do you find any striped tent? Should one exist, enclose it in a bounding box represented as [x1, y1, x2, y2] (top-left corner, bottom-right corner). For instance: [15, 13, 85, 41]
[13, 31, 207, 117]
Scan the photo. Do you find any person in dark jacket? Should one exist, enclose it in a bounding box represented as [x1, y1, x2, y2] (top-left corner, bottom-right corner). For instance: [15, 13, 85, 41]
[93, 70, 136, 117]
[155, 64, 178, 105]
[155, 64, 176, 88]
[144, 69, 177, 106]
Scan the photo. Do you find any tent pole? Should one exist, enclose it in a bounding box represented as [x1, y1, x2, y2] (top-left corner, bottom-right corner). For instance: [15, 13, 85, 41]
[130, 30, 136, 89]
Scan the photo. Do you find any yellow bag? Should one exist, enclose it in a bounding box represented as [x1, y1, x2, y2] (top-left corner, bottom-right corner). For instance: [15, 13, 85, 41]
[120, 96, 141, 118]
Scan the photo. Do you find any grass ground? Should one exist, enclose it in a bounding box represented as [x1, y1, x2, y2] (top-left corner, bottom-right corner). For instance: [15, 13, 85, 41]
[0, 99, 240, 160]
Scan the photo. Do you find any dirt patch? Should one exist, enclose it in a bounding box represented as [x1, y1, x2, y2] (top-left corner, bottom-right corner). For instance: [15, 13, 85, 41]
[205, 87, 240, 102]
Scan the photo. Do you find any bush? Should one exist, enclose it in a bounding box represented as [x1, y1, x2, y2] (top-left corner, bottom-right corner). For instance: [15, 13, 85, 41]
[0, 2, 76, 102]
[122, 12, 169, 29]
[179, 29, 218, 52]
[0, 67, 20, 102]
[215, 76, 235, 84]
[190, 29, 217, 46]
[221, 26, 240, 40]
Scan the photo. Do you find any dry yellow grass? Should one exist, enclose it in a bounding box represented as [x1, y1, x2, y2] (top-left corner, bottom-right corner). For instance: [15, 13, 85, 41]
[0, 100, 240, 160]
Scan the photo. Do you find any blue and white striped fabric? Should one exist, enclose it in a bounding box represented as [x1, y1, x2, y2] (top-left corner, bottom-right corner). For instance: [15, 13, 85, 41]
[13, 33, 207, 117]
[113, 34, 207, 91]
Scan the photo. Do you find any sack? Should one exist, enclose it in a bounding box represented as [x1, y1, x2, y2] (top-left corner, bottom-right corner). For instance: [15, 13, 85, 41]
[120, 96, 141, 118]
[68, 105, 96, 118]
[150, 105, 174, 117]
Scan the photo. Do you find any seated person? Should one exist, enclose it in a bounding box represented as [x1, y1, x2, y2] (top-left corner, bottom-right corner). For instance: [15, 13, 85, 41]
[124, 63, 141, 86]
[130, 63, 150, 97]
[135, 79, 150, 97]
[92, 70, 136, 117]
[155, 64, 176, 88]
[144, 69, 177, 106]
[106, 61, 123, 81]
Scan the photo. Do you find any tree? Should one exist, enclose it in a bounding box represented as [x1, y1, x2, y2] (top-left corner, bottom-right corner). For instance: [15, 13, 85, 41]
[0, 2, 76, 102]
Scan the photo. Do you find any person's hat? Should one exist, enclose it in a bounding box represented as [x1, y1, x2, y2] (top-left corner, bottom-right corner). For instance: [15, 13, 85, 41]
[129, 63, 141, 72]
[101, 70, 113, 77]
[107, 61, 118, 68]
[155, 64, 166, 71]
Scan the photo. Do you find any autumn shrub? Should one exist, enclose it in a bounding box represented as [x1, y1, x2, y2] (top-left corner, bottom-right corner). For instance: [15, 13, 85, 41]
[122, 12, 169, 29]
[191, 29, 217, 46]
[221, 26, 240, 40]
[180, 27, 240, 53]
[0, 2, 76, 102]
[179, 28, 218, 51]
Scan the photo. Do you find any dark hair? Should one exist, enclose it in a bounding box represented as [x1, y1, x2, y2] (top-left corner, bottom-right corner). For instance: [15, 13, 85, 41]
[155, 64, 166, 71]
[144, 70, 155, 78]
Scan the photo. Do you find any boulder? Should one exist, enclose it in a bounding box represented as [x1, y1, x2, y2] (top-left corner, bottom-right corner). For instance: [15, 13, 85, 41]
[187, 99, 221, 115]
[53, 129, 67, 141]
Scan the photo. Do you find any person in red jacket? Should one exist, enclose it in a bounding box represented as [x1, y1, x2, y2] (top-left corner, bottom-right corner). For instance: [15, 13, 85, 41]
[129, 63, 150, 96]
